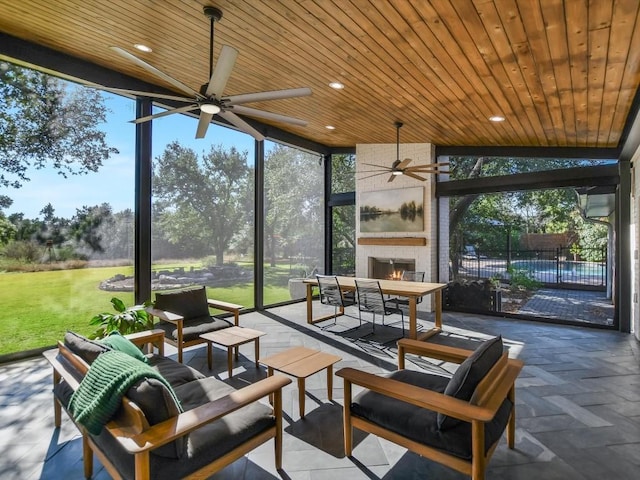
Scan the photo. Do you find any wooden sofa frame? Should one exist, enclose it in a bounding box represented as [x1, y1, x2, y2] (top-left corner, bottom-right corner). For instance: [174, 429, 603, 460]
[146, 298, 243, 363]
[337, 338, 523, 480]
[44, 329, 291, 480]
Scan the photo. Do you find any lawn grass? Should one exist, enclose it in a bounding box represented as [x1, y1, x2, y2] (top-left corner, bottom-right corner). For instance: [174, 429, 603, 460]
[0, 263, 293, 356]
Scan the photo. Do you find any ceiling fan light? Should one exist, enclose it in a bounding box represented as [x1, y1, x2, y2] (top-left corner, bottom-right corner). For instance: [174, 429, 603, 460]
[201, 103, 221, 114]
[391, 170, 403, 176]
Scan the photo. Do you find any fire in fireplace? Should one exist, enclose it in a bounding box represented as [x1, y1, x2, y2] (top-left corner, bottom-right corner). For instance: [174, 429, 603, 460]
[368, 257, 416, 280]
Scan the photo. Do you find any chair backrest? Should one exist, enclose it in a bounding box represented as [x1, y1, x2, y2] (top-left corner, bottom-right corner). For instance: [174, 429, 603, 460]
[355, 279, 386, 315]
[154, 286, 210, 321]
[317, 275, 344, 307]
[401, 271, 425, 282]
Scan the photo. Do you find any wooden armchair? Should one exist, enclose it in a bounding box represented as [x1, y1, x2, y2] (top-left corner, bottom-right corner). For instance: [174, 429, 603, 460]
[336, 336, 523, 480]
[146, 286, 243, 363]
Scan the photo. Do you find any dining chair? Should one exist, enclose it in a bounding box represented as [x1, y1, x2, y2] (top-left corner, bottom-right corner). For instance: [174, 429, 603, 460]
[355, 279, 405, 335]
[316, 275, 357, 327]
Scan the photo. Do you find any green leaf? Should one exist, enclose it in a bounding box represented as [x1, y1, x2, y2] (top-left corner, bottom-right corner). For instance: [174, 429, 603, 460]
[111, 297, 126, 313]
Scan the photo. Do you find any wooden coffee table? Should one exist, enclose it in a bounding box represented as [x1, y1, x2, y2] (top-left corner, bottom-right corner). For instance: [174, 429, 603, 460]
[200, 326, 265, 377]
[259, 346, 342, 418]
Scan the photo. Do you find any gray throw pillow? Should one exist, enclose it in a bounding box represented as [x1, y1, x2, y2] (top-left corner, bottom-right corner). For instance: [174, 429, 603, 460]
[64, 331, 111, 364]
[437, 335, 503, 430]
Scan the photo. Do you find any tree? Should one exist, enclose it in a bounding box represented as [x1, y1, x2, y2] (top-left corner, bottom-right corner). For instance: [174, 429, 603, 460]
[69, 203, 114, 255]
[263, 144, 323, 268]
[152, 141, 249, 265]
[0, 62, 118, 189]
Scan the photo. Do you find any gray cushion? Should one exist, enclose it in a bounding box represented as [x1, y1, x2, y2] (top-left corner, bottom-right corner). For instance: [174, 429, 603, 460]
[64, 331, 111, 364]
[154, 287, 210, 320]
[154, 315, 233, 342]
[438, 335, 504, 430]
[86, 376, 275, 480]
[147, 355, 206, 387]
[351, 369, 512, 460]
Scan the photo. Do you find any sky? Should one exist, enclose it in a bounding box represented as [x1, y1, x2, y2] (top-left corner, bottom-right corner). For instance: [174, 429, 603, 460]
[4, 90, 258, 219]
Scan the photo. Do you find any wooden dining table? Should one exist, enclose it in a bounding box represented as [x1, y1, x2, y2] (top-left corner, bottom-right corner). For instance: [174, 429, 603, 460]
[303, 276, 447, 340]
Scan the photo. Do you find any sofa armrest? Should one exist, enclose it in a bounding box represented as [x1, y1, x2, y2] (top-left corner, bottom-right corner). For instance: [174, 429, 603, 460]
[337, 367, 502, 423]
[115, 374, 292, 454]
[397, 338, 474, 369]
[125, 329, 165, 356]
[145, 307, 183, 324]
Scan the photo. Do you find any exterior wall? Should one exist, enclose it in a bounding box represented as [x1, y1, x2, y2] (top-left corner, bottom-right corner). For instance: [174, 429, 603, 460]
[355, 142, 437, 312]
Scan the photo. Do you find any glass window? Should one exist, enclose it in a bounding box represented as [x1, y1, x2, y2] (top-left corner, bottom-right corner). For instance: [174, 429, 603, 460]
[263, 141, 324, 304]
[0, 63, 135, 356]
[332, 205, 355, 276]
[446, 156, 616, 181]
[151, 114, 255, 310]
[331, 153, 355, 193]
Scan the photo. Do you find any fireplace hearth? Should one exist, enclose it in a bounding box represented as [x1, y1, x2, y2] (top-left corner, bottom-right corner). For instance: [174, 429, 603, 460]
[368, 257, 416, 280]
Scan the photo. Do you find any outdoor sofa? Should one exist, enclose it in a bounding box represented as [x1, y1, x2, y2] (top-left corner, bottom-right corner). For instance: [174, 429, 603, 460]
[44, 329, 291, 480]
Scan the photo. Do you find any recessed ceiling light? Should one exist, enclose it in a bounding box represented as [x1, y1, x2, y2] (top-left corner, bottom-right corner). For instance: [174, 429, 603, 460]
[329, 82, 344, 90]
[489, 115, 505, 122]
[325, 125, 336, 130]
[134, 44, 153, 53]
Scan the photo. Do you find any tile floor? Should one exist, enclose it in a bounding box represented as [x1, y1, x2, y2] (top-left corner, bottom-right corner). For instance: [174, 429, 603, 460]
[1, 301, 639, 479]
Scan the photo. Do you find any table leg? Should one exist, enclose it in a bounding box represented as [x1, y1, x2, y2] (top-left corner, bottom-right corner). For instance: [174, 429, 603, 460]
[268, 367, 274, 405]
[306, 283, 313, 324]
[298, 377, 306, 418]
[207, 342, 212, 370]
[409, 296, 417, 340]
[227, 347, 233, 378]
[327, 364, 333, 401]
[254, 338, 260, 368]
[434, 289, 442, 329]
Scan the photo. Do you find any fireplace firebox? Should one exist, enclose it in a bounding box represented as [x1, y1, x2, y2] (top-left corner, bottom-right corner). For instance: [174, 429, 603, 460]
[368, 257, 416, 280]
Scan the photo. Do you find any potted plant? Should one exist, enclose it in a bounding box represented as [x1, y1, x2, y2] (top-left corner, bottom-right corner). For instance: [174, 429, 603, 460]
[89, 297, 153, 339]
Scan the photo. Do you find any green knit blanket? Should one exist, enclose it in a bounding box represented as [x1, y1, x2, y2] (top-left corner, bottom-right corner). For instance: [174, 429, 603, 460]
[69, 350, 182, 435]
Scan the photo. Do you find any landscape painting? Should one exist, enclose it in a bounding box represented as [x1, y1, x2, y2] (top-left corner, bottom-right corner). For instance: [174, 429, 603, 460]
[360, 186, 424, 232]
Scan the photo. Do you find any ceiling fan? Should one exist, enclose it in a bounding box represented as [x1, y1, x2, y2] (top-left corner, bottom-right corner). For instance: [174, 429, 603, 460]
[360, 121, 449, 182]
[92, 6, 312, 140]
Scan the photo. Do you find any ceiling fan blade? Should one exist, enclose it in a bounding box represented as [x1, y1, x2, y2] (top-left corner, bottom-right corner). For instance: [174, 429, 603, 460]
[131, 104, 200, 124]
[110, 46, 202, 98]
[219, 110, 265, 141]
[88, 85, 195, 103]
[404, 171, 427, 181]
[358, 172, 389, 181]
[224, 87, 312, 106]
[361, 168, 394, 173]
[195, 112, 214, 139]
[205, 45, 239, 98]
[362, 162, 392, 170]
[231, 105, 307, 126]
[396, 158, 412, 169]
[388, 174, 397, 183]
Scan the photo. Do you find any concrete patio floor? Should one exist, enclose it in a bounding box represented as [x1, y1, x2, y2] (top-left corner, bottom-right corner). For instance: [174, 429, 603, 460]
[1, 301, 639, 479]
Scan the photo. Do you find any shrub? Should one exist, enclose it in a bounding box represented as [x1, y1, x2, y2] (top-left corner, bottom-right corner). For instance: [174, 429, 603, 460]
[3, 240, 41, 262]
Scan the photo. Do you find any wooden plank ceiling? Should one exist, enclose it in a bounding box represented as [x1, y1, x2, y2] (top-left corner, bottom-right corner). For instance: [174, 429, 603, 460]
[0, 0, 639, 149]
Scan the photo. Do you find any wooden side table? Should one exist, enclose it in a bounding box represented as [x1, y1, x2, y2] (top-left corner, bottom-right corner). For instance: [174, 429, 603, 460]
[259, 346, 342, 418]
[200, 326, 266, 377]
